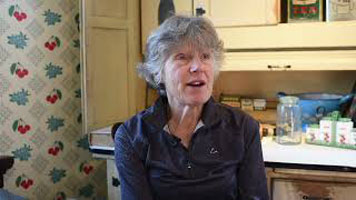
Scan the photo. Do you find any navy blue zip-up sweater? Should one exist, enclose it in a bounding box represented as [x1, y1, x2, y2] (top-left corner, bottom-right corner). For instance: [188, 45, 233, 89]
[114, 96, 269, 200]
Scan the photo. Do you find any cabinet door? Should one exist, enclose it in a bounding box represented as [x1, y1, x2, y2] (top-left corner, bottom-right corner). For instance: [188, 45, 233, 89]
[141, 0, 193, 53]
[193, 0, 279, 27]
[218, 22, 356, 50]
[223, 50, 356, 71]
[81, 0, 143, 134]
[272, 178, 356, 200]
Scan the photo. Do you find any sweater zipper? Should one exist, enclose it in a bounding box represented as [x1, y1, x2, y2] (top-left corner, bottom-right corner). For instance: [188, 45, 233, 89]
[187, 128, 200, 178]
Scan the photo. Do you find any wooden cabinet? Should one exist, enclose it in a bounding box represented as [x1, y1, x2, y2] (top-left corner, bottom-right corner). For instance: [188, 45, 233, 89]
[223, 50, 356, 71]
[267, 168, 356, 200]
[220, 21, 356, 71]
[192, 1, 356, 71]
[141, 0, 193, 53]
[80, 0, 145, 134]
[192, 0, 279, 27]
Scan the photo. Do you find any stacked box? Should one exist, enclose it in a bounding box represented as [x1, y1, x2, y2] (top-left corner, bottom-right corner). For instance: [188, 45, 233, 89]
[336, 118, 353, 145]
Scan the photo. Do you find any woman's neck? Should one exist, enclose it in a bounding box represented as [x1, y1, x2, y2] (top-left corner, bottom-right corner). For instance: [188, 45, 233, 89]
[167, 100, 203, 148]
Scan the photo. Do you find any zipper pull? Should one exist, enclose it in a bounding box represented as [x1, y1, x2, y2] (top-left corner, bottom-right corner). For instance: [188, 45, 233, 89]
[187, 161, 192, 169]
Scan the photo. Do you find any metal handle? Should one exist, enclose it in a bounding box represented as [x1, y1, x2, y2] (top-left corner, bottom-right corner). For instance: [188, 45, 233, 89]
[267, 65, 291, 70]
[303, 195, 332, 200]
[112, 177, 120, 187]
[196, 7, 206, 16]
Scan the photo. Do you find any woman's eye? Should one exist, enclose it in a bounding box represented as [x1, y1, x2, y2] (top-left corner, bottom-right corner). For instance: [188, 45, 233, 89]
[201, 53, 211, 61]
[175, 53, 187, 60]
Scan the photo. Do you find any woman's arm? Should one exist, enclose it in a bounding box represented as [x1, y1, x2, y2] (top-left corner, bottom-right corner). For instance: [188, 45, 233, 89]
[237, 118, 269, 200]
[114, 124, 154, 200]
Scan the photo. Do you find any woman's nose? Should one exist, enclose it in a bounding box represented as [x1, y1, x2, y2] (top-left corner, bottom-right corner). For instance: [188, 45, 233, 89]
[190, 57, 202, 73]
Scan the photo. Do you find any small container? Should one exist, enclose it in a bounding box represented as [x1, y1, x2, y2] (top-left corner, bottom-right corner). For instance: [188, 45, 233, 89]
[276, 96, 302, 145]
[336, 118, 353, 145]
[351, 128, 356, 145]
[288, 0, 323, 23]
[253, 99, 267, 111]
[306, 124, 320, 142]
[319, 117, 335, 144]
[241, 98, 254, 111]
[219, 94, 241, 108]
[326, 0, 356, 22]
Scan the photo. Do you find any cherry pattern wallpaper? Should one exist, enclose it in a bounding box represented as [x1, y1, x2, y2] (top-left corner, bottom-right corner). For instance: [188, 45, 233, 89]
[0, 0, 107, 199]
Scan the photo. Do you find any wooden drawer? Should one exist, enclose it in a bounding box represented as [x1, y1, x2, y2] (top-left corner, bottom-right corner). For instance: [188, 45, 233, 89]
[272, 178, 356, 200]
[267, 168, 356, 200]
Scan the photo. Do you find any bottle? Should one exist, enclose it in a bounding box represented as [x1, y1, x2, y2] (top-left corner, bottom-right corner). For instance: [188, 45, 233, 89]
[276, 96, 302, 145]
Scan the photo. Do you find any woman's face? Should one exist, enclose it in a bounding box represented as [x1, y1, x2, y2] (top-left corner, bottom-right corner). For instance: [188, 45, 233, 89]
[163, 45, 215, 107]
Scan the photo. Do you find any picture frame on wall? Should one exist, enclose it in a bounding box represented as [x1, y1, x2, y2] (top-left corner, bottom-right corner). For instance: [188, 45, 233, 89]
[288, 0, 323, 22]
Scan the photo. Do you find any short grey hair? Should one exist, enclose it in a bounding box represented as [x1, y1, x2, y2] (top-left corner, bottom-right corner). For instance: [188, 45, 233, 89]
[137, 15, 224, 90]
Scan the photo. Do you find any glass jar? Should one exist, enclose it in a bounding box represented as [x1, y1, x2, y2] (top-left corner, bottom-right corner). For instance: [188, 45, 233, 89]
[276, 96, 302, 145]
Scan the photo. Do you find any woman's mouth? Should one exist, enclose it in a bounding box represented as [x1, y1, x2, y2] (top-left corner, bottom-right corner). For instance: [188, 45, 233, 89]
[187, 80, 206, 87]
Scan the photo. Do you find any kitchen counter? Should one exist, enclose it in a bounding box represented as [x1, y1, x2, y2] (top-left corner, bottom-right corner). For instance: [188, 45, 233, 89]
[262, 137, 356, 170]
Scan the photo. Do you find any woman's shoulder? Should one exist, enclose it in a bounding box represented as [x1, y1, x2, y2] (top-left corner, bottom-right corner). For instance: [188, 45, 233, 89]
[115, 102, 166, 143]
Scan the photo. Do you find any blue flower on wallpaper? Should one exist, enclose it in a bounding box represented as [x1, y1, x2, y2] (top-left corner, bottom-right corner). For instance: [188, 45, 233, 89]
[45, 63, 62, 79]
[9, 88, 30, 106]
[49, 168, 66, 183]
[43, 9, 61, 26]
[75, 13, 80, 31]
[79, 184, 94, 198]
[77, 134, 89, 150]
[76, 63, 80, 74]
[12, 144, 32, 161]
[46, 116, 64, 132]
[75, 89, 81, 98]
[77, 113, 82, 124]
[73, 39, 80, 48]
[7, 32, 29, 49]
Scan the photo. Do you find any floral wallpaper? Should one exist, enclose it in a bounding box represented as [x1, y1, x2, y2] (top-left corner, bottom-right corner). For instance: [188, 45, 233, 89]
[0, 0, 107, 199]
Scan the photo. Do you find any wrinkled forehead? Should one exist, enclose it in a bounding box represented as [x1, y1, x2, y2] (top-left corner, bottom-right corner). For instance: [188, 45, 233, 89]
[168, 40, 213, 56]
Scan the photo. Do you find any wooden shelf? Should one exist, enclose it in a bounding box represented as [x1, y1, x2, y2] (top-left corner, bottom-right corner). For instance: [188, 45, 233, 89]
[245, 109, 276, 124]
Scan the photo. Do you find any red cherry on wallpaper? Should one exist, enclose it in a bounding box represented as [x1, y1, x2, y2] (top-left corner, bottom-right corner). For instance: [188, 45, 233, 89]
[14, 11, 20, 18]
[27, 179, 33, 186]
[46, 95, 51, 102]
[17, 70, 25, 78]
[45, 42, 50, 48]
[21, 12, 27, 19]
[23, 69, 28, 76]
[18, 125, 25, 134]
[54, 146, 60, 152]
[88, 165, 93, 172]
[48, 148, 53, 154]
[25, 124, 31, 131]
[52, 94, 58, 100]
[20, 181, 26, 188]
[50, 98, 56, 104]
[21, 181, 29, 189]
[83, 166, 90, 174]
[48, 45, 54, 51]
[51, 41, 57, 47]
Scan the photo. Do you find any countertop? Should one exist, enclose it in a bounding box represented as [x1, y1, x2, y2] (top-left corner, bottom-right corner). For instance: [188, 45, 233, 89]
[262, 137, 356, 169]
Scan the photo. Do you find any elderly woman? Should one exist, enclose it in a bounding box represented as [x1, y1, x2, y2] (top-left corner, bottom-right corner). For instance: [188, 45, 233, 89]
[114, 15, 268, 200]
